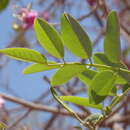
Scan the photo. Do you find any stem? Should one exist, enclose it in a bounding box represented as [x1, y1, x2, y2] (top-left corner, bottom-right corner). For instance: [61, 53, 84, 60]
[52, 62, 130, 74]
[109, 87, 130, 109]
[96, 88, 130, 126]
[49, 62, 130, 129]
[50, 87, 92, 129]
[50, 87, 83, 123]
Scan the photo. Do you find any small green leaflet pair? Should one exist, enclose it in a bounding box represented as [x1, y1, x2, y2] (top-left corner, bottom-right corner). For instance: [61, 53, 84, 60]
[34, 13, 92, 59]
[0, 11, 129, 110]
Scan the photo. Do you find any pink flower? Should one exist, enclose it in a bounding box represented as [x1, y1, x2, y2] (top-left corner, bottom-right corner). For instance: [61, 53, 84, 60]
[20, 8, 38, 30]
[18, 8, 50, 30]
[0, 96, 5, 108]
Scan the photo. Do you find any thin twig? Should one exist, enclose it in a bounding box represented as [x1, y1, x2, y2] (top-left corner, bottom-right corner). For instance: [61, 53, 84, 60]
[0, 93, 86, 118]
[8, 109, 32, 129]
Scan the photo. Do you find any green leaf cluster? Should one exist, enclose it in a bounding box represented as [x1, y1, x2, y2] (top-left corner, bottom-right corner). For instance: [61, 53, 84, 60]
[1, 11, 130, 111]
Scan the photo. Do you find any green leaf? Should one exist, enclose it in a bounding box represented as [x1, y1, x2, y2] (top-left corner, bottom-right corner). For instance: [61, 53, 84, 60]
[104, 11, 121, 63]
[78, 68, 117, 96]
[23, 62, 61, 74]
[93, 53, 127, 84]
[89, 90, 106, 104]
[93, 52, 126, 69]
[51, 64, 86, 86]
[0, 0, 9, 12]
[0, 48, 46, 64]
[34, 18, 64, 59]
[89, 70, 116, 104]
[91, 70, 116, 96]
[61, 13, 92, 59]
[60, 96, 102, 109]
[78, 68, 97, 86]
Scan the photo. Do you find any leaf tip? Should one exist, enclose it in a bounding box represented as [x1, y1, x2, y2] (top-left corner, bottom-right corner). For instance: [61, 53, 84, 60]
[108, 10, 118, 19]
[22, 69, 28, 75]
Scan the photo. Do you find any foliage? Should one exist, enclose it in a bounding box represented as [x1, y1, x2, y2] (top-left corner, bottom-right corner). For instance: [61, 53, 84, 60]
[0, 0, 9, 12]
[1, 11, 130, 129]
